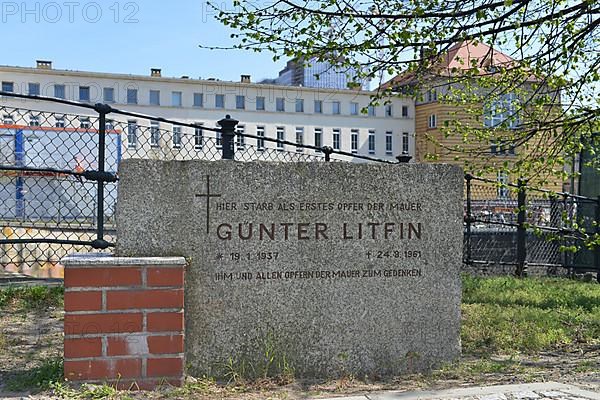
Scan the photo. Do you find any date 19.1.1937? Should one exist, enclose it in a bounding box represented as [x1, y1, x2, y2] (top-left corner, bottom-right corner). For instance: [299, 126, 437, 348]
[228, 252, 280, 262]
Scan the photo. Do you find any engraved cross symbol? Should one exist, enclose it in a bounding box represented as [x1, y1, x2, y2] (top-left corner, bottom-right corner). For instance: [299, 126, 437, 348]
[195, 175, 221, 234]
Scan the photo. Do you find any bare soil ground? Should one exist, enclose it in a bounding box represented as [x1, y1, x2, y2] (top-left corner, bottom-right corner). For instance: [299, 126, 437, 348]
[0, 306, 63, 392]
[0, 308, 598, 399]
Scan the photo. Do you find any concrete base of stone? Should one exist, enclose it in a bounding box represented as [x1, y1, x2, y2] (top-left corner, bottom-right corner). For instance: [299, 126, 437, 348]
[62, 254, 187, 389]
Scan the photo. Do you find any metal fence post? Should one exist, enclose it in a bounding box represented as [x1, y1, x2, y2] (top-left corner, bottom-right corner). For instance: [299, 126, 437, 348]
[14, 129, 25, 219]
[515, 178, 527, 277]
[562, 193, 570, 272]
[218, 115, 238, 160]
[91, 103, 112, 250]
[322, 146, 333, 162]
[465, 174, 473, 264]
[596, 196, 600, 283]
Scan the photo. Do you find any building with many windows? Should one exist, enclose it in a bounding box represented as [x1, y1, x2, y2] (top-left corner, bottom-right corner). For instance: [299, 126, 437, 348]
[0, 61, 413, 164]
[383, 41, 564, 193]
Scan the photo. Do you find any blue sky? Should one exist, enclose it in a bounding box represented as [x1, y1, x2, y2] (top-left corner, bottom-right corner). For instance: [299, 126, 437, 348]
[2, 1, 280, 82]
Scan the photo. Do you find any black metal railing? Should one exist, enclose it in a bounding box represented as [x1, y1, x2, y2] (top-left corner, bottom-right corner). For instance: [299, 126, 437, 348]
[0, 92, 399, 276]
[0, 91, 598, 279]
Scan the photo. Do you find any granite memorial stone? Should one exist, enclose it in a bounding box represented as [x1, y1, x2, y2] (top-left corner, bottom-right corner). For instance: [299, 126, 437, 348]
[116, 160, 463, 378]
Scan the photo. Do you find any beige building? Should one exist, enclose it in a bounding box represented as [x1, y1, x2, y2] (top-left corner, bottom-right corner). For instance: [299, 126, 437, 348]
[383, 41, 564, 193]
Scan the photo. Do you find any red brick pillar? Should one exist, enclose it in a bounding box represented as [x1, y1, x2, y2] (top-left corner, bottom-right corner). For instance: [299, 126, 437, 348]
[62, 255, 186, 389]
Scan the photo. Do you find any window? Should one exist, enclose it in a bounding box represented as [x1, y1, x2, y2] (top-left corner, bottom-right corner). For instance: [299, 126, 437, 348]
[54, 84, 65, 99]
[28, 83, 40, 96]
[256, 96, 265, 111]
[103, 87, 115, 103]
[2, 81, 14, 92]
[401, 105, 409, 118]
[54, 116, 65, 128]
[194, 123, 204, 150]
[497, 172, 509, 199]
[150, 121, 160, 147]
[29, 114, 40, 127]
[236, 125, 245, 149]
[172, 126, 182, 148]
[428, 114, 437, 128]
[149, 90, 160, 106]
[172, 91, 182, 107]
[314, 100, 323, 114]
[293, 99, 304, 113]
[427, 88, 438, 102]
[385, 131, 393, 155]
[276, 127, 285, 150]
[368, 105, 376, 117]
[236, 95, 245, 110]
[257, 126, 265, 150]
[484, 93, 520, 129]
[333, 128, 341, 150]
[402, 132, 410, 154]
[79, 117, 91, 129]
[127, 89, 138, 104]
[491, 140, 516, 156]
[351, 129, 359, 153]
[193, 93, 204, 107]
[350, 102, 359, 115]
[215, 94, 225, 108]
[295, 127, 304, 152]
[314, 128, 322, 151]
[385, 104, 393, 117]
[127, 120, 138, 148]
[276, 98, 285, 112]
[79, 86, 90, 102]
[332, 101, 341, 115]
[368, 130, 376, 154]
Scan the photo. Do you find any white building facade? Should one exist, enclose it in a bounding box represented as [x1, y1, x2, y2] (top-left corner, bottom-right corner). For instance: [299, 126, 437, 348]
[0, 62, 415, 163]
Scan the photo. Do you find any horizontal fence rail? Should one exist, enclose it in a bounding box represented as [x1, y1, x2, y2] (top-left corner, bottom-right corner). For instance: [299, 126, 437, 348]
[0, 92, 598, 279]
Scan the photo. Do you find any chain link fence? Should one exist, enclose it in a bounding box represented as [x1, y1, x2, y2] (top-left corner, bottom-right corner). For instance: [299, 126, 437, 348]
[0, 93, 397, 278]
[0, 92, 598, 279]
[464, 175, 599, 278]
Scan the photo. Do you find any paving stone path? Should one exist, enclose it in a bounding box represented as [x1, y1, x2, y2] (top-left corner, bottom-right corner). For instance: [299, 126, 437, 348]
[318, 383, 600, 400]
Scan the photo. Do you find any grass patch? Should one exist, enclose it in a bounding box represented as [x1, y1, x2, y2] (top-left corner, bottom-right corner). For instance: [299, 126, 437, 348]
[462, 275, 600, 311]
[430, 358, 527, 380]
[461, 275, 600, 354]
[574, 360, 598, 373]
[0, 332, 6, 354]
[51, 381, 136, 400]
[0, 285, 64, 311]
[5, 356, 63, 393]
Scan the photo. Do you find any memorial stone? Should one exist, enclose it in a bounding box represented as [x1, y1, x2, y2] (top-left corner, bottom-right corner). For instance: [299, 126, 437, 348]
[117, 160, 463, 378]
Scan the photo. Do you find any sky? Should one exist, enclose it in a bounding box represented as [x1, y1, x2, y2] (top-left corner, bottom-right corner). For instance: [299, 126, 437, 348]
[1, 0, 280, 82]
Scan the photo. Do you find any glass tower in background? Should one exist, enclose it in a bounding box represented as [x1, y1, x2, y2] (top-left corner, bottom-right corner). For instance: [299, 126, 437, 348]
[264, 58, 371, 90]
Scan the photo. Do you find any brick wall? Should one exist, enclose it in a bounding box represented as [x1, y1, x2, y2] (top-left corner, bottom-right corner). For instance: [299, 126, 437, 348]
[62, 254, 187, 390]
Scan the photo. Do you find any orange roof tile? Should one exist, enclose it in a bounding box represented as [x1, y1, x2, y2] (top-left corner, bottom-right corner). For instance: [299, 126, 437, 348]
[381, 40, 536, 90]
